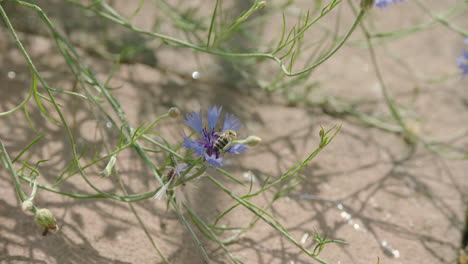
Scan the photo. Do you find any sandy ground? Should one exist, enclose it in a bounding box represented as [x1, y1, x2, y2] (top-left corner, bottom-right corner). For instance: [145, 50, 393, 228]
[0, 0, 467, 264]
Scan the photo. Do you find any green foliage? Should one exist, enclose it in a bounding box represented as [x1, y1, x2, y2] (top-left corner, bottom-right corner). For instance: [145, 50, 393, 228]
[0, 0, 467, 263]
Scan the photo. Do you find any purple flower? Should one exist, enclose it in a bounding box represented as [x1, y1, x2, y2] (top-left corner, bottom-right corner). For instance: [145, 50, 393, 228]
[183, 106, 248, 168]
[375, 0, 404, 8]
[456, 50, 468, 75]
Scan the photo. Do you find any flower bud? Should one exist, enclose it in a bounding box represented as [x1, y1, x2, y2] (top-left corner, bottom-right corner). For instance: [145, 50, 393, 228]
[244, 135, 262, 147]
[256, 1, 267, 11]
[168, 107, 180, 118]
[319, 127, 324, 138]
[34, 208, 59, 232]
[360, 0, 375, 10]
[101, 154, 117, 177]
[21, 200, 34, 213]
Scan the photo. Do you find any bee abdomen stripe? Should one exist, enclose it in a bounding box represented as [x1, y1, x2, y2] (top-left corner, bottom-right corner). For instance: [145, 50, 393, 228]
[214, 137, 230, 151]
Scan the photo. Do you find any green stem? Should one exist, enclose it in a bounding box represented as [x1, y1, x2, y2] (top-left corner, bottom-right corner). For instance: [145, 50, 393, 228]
[0, 82, 34, 117]
[63, 0, 361, 77]
[414, 0, 468, 37]
[0, 139, 27, 202]
[207, 175, 327, 264]
[350, 2, 413, 140]
[117, 173, 170, 263]
[18, 174, 160, 202]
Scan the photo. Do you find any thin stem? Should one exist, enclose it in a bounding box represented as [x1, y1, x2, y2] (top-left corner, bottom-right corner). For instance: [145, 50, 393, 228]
[0, 139, 27, 202]
[63, 0, 361, 77]
[0, 82, 34, 117]
[350, 2, 413, 140]
[207, 175, 327, 264]
[117, 174, 170, 263]
[414, 0, 468, 37]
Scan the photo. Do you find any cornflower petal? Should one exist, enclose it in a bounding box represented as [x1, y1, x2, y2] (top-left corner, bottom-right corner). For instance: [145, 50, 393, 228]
[457, 50, 468, 75]
[183, 111, 204, 135]
[375, 0, 404, 8]
[223, 113, 242, 131]
[459, 50, 468, 61]
[204, 153, 223, 168]
[154, 182, 170, 200]
[226, 144, 249, 154]
[183, 137, 206, 157]
[207, 106, 222, 132]
[459, 64, 468, 75]
[174, 163, 190, 178]
[375, 0, 388, 8]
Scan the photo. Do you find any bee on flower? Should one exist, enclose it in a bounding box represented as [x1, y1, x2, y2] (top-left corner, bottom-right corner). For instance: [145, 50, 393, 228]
[182, 106, 249, 168]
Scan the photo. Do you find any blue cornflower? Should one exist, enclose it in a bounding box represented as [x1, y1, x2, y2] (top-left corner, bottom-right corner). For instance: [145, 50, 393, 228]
[456, 50, 468, 75]
[183, 106, 248, 168]
[375, 0, 404, 8]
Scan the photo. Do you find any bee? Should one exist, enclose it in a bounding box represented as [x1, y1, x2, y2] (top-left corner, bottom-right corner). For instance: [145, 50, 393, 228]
[214, 129, 237, 153]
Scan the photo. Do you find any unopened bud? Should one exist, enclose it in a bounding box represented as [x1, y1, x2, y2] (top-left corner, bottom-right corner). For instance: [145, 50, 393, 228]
[101, 154, 117, 177]
[22, 200, 34, 213]
[168, 107, 180, 118]
[319, 127, 324, 138]
[256, 1, 267, 10]
[360, 0, 375, 10]
[244, 136, 262, 147]
[34, 208, 59, 232]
